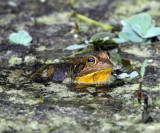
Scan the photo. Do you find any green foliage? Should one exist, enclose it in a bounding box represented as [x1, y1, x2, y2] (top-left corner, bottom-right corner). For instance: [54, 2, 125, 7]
[90, 32, 111, 42]
[9, 30, 32, 46]
[90, 32, 118, 50]
[90, 32, 117, 44]
[115, 13, 160, 43]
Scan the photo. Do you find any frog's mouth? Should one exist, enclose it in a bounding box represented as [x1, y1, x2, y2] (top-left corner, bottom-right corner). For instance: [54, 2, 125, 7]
[74, 66, 113, 84]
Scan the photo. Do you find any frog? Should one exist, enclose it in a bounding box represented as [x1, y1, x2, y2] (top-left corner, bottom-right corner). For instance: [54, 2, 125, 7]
[30, 51, 113, 85]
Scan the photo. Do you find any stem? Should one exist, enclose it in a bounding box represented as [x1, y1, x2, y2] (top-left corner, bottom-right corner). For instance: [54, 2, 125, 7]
[138, 81, 142, 104]
[73, 11, 113, 30]
[70, 0, 75, 8]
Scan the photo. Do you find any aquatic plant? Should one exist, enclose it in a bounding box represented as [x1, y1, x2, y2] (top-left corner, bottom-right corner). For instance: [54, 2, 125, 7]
[114, 13, 160, 43]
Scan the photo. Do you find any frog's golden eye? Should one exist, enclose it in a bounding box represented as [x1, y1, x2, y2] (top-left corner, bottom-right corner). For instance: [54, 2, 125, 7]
[87, 56, 96, 66]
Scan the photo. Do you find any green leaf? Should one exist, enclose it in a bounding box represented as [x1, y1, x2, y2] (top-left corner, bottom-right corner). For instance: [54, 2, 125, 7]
[113, 38, 127, 43]
[119, 30, 144, 43]
[144, 26, 160, 38]
[9, 30, 32, 46]
[124, 13, 151, 36]
[90, 32, 112, 42]
[140, 59, 148, 78]
[119, 21, 144, 43]
[65, 44, 87, 50]
[117, 13, 160, 43]
[129, 71, 139, 78]
[131, 24, 145, 37]
[117, 73, 128, 79]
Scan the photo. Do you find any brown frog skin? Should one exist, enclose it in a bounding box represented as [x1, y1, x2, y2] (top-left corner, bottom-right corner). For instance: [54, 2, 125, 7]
[31, 51, 113, 84]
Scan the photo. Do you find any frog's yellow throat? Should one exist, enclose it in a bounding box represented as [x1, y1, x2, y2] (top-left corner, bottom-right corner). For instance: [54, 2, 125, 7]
[74, 66, 113, 84]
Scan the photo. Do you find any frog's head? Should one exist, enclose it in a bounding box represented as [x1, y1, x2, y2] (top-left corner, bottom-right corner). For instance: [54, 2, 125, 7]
[73, 51, 113, 84]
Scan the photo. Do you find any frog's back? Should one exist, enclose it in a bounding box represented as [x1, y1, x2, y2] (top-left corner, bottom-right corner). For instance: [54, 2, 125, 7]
[51, 63, 72, 82]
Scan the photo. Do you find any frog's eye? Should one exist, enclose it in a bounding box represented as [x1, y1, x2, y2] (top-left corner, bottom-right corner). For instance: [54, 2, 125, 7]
[87, 56, 96, 66]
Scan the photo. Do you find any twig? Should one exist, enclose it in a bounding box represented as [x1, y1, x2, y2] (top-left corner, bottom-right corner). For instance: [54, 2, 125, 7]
[71, 10, 113, 31]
